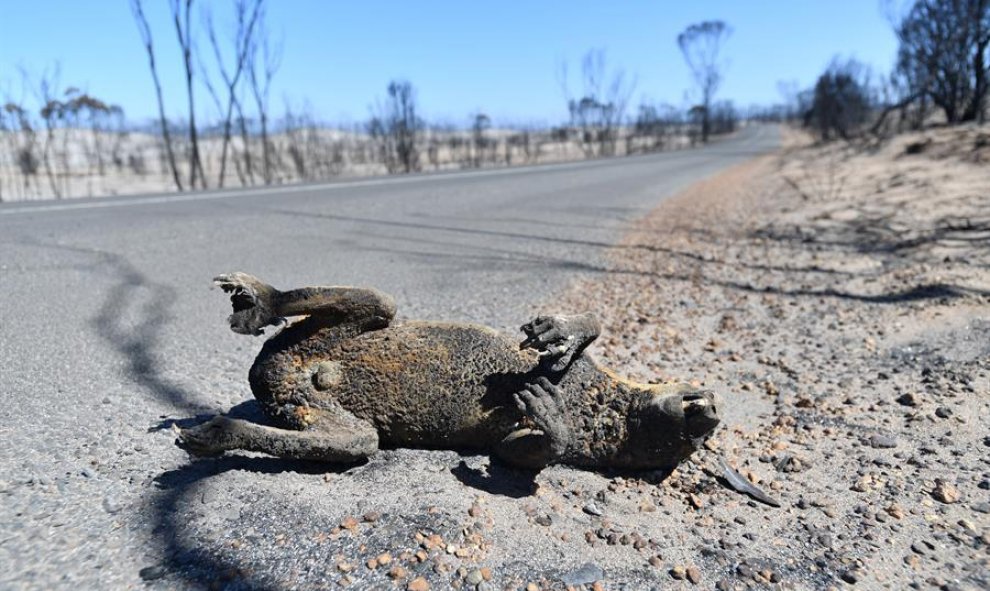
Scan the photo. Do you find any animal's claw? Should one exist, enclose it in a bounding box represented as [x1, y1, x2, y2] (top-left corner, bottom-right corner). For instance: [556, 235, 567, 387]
[514, 380, 560, 428]
[175, 417, 231, 457]
[213, 272, 279, 336]
[512, 378, 570, 456]
[520, 316, 581, 370]
[214, 272, 252, 289]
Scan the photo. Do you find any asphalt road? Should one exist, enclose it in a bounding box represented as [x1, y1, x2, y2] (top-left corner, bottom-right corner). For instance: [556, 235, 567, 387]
[0, 125, 778, 589]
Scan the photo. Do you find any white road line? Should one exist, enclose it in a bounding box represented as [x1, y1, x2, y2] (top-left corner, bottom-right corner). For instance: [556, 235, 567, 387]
[0, 150, 688, 216]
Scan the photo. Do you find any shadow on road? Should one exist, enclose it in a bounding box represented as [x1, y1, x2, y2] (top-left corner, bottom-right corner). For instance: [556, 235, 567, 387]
[16, 239, 200, 409]
[89, 251, 204, 410]
[152, 454, 352, 590]
[271, 207, 984, 305]
[21, 240, 295, 589]
[450, 460, 536, 498]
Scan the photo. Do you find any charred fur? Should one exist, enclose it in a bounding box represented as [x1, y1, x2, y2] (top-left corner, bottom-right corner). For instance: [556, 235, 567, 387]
[177, 273, 721, 472]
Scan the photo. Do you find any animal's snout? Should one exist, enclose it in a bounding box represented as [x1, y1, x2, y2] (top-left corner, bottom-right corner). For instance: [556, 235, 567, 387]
[681, 390, 718, 412]
[682, 390, 720, 437]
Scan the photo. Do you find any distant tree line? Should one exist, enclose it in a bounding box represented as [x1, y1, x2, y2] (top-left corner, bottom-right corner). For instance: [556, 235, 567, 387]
[1, 66, 128, 200]
[0, 8, 742, 201]
[781, 0, 988, 142]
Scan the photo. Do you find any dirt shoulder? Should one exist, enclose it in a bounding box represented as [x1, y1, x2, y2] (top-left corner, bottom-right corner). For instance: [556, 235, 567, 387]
[551, 125, 990, 590]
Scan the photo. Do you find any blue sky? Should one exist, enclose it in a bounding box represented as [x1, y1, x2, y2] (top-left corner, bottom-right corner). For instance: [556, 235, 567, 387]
[0, 1, 900, 127]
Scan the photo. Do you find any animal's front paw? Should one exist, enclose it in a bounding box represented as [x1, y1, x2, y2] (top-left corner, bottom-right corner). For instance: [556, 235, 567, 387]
[214, 272, 280, 336]
[512, 378, 570, 456]
[520, 314, 597, 371]
[175, 416, 235, 457]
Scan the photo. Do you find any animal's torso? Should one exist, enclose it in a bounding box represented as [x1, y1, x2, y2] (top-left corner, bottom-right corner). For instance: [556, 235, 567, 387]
[250, 320, 547, 448]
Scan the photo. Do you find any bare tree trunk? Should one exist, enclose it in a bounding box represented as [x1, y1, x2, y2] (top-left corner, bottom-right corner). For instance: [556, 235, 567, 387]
[701, 92, 711, 143]
[34, 70, 63, 199]
[965, 36, 989, 123]
[131, 0, 183, 192]
[172, 0, 206, 189]
[206, 0, 263, 188]
[255, 94, 271, 183]
[234, 94, 254, 185]
[40, 117, 60, 198]
[256, 98, 271, 183]
[870, 91, 925, 137]
[247, 22, 281, 185]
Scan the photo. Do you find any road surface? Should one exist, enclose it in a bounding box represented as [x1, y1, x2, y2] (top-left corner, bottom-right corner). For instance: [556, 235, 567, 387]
[0, 125, 778, 589]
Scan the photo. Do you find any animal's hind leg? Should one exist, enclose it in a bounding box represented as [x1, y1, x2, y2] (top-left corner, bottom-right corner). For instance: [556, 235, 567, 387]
[177, 406, 379, 463]
[214, 272, 396, 335]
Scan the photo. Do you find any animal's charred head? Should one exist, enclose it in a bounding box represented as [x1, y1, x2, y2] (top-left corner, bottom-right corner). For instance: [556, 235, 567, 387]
[673, 390, 721, 441]
[624, 388, 721, 468]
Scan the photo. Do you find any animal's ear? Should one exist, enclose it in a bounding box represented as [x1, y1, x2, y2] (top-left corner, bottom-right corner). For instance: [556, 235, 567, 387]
[214, 272, 280, 336]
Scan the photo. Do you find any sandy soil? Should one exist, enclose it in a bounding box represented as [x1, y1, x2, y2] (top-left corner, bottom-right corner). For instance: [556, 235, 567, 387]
[546, 125, 990, 590]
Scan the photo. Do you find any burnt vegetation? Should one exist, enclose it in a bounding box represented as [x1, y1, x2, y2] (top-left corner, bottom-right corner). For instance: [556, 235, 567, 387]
[2, 2, 984, 202]
[782, 0, 989, 143]
[677, 20, 733, 143]
[0, 5, 750, 201]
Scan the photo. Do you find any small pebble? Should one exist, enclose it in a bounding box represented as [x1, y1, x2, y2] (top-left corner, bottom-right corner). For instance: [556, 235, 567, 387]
[869, 434, 898, 449]
[583, 502, 603, 516]
[102, 495, 123, 514]
[362, 511, 381, 523]
[932, 480, 960, 504]
[138, 565, 166, 581]
[687, 494, 703, 509]
[896, 393, 920, 407]
[466, 570, 484, 586]
[561, 563, 604, 586]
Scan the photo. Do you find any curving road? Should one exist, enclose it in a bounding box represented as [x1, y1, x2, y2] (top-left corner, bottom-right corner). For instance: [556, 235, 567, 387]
[0, 125, 778, 589]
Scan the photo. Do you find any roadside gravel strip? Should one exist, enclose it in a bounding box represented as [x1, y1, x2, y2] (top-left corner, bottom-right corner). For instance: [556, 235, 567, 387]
[557, 128, 990, 590]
